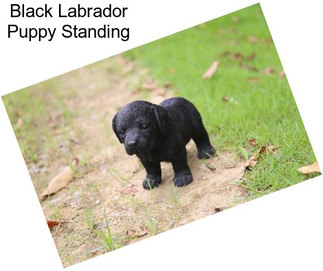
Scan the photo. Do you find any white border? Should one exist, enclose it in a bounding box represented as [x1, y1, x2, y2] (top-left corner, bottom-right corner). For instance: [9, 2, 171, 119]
[1, 1, 322, 270]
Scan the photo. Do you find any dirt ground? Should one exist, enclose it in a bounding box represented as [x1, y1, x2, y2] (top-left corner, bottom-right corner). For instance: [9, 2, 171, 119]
[26, 55, 248, 267]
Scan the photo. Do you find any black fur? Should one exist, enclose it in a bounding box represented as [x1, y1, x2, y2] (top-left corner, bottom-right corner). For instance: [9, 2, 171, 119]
[112, 97, 215, 189]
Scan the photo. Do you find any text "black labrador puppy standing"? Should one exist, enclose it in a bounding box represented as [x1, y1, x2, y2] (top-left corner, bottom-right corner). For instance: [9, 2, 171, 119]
[112, 97, 215, 189]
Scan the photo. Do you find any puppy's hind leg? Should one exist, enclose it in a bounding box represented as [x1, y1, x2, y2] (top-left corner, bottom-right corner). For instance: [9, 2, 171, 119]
[140, 159, 162, 189]
[193, 123, 216, 160]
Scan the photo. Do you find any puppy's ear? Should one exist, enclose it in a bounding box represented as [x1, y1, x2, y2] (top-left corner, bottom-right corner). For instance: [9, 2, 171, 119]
[153, 105, 169, 135]
[112, 114, 123, 143]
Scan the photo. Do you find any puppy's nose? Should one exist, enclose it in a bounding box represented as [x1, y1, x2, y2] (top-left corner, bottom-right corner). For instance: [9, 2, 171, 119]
[127, 140, 138, 148]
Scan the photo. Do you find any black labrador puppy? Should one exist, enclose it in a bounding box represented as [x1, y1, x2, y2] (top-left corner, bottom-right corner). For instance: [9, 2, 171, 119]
[112, 97, 215, 189]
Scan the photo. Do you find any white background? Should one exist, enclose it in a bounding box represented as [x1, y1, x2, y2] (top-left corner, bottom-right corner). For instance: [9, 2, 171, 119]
[0, 0, 322, 270]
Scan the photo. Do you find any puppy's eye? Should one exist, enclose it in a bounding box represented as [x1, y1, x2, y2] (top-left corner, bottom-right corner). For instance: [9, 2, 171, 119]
[141, 123, 148, 129]
[120, 129, 126, 135]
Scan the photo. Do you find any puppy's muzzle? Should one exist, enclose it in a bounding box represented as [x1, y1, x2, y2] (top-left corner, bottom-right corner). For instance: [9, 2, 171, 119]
[125, 139, 138, 155]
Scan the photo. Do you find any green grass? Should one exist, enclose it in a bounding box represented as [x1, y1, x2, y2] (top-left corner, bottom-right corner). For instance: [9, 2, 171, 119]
[94, 211, 117, 251]
[2, 78, 75, 164]
[124, 4, 319, 197]
[85, 207, 122, 252]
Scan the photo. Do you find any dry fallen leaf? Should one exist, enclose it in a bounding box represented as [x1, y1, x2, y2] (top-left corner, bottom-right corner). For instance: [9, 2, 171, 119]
[263, 67, 275, 75]
[49, 111, 62, 123]
[47, 220, 60, 229]
[223, 96, 239, 105]
[232, 53, 243, 61]
[240, 155, 258, 179]
[245, 155, 258, 170]
[248, 77, 260, 83]
[279, 70, 285, 77]
[47, 220, 67, 229]
[262, 38, 273, 46]
[249, 36, 259, 43]
[53, 129, 62, 136]
[248, 138, 257, 146]
[142, 79, 157, 90]
[297, 161, 321, 174]
[246, 53, 256, 60]
[258, 145, 276, 154]
[131, 89, 141, 96]
[40, 158, 79, 200]
[70, 138, 80, 144]
[214, 207, 225, 214]
[16, 117, 24, 127]
[258, 146, 267, 154]
[267, 145, 276, 153]
[155, 88, 166, 97]
[240, 145, 276, 178]
[219, 51, 231, 58]
[202, 61, 219, 79]
[137, 229, 149, 237]
[119, 186, 138, 196]
[240, 63, 259, 72]
[125, 229, 148, 238]
[223, 96, 229, 102]
[125, 229, 136, 236]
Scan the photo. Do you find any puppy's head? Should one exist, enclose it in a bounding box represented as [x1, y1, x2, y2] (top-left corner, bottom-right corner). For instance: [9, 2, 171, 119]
[112, 101, 169, 155]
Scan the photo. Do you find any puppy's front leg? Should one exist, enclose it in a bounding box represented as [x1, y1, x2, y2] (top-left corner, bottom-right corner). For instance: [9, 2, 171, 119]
[140, 159, 162, 189]
[171, 148, 193, 187]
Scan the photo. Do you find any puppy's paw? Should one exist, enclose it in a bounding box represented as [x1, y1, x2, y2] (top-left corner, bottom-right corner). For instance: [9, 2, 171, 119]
[198, 145, 216, 159]
[142, 175, 161, 190]
[174, 171, 193, 187]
